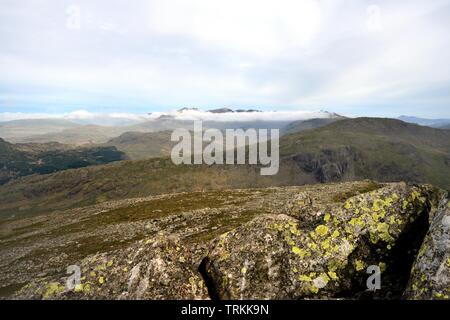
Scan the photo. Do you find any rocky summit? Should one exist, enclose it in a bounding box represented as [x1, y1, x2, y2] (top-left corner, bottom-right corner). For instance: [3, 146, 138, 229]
[1, 181, 449, 300]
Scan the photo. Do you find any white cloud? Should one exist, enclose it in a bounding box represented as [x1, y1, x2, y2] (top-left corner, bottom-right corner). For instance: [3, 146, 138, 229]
[1, 0, 450, 117]
[0, 110, 150, 124]
[146, 0, 322, 56]
[0, 109, 338, 124]
[148, 109, 336, 122]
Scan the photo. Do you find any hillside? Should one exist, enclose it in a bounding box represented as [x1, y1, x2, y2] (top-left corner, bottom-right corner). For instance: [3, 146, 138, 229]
[0, 138, 126, 185]
[398, 116, 450, 128]
[18, 125, 138, 145]
[1, 117, 449, 219]
[281, 118, 450, 189]
[103, 131, 174, 160]
[0, 157, 310, 219]
[282, 117, 345, 134]
[0, 119, 79, 142]
[101, 115, 347, 160]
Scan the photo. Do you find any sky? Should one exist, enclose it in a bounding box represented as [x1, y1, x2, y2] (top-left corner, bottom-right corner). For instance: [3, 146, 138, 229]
[1, 0, 450, 119]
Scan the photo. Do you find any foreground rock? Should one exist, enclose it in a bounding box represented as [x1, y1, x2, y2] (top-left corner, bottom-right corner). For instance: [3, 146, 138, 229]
[202, 183, 440, 299]
[1, 182, 378, 299]
[17, 233, 209, 300]
[7, 181, 449, 300]
[405, 196, 450, 300]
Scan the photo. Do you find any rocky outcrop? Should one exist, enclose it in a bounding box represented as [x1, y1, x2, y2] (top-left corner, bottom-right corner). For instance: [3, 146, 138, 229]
[17, 233, 209, 300]
[404, 196, 450, 300]
[292, 146, 358, 183]
[10, 181, 450, 300]
[201, 183, 439, 299]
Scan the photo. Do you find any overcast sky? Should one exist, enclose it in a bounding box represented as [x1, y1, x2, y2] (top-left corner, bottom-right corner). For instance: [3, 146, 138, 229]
[1, 0, 450, 119]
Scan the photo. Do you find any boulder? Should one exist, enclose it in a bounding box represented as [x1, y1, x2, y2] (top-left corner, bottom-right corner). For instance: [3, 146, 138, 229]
[405, 195, 450, 300]
[201, 183, 437, 299]
[17, 233, 209, 300]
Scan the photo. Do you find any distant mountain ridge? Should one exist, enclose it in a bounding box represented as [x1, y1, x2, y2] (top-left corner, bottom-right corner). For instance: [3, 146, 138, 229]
[398, 115, 450, 128]
[281, 117, 450, 188]
[0, 109, 343, 145]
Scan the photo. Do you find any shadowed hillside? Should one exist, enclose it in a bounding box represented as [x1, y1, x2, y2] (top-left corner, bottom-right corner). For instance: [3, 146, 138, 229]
[0, 138, 126, 185]
[281, 118, 450, 189]
[103, 131, 174, 160]
[1, 117, 449, 219]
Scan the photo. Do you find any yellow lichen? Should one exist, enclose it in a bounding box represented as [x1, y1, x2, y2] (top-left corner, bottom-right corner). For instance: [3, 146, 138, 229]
[299, 275, 312, 282]
[315, 225, 329, 237]
[321, 239, 331, 250]
[328, 271, 338, 280]
[320, 273, 330, 284]
[434, 292, 444, 299]
[402, 200, 409, 210]
[324, 213, 331, 222]
[95, 264, 107, 271]
[292, 246, 307, 258]
[98, 277, 105, 285]
[331, 230, 340, 238]
[355, 260, 365, 271]
[43, 282, 65, 299]
[349, 217, 365, 228]
[289, 223, 301, 236]
[373, 201, 381, 212]
[310, 285, 319, 294]
[74, 284, 83, 293]
[377, 223, 389, 233]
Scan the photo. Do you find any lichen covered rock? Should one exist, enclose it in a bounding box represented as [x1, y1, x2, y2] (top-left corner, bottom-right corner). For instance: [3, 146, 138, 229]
[10, 181, 446, 300]
[202, 183, 436, 299]
[405, 196, 450, 300]
[17, 233, 209, 300]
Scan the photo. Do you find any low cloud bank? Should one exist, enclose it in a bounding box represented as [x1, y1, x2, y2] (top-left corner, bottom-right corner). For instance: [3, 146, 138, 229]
[0, 109, 340, 125]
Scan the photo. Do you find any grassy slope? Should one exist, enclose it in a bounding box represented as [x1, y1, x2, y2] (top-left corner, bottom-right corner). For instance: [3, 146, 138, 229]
[0, 138, 126, 185]
[1, 117, 449, 219]
[280, 117, 450, 189]
[0, 157, 309, 219]
[103, 131, 174, 160]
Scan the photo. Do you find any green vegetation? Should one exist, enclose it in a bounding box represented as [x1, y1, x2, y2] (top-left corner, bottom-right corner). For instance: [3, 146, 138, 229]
[281, 118, 450, 190]
[103, 131, 173, 160]
[0, 138, 125, 185]
[1, 117, 449, 220]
